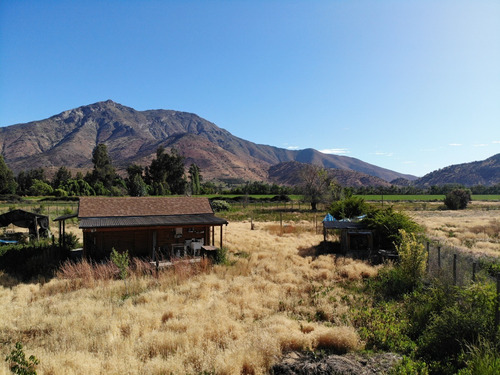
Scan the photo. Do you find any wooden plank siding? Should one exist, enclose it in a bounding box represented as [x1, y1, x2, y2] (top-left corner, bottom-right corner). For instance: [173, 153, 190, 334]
[82, 224, 213, 260]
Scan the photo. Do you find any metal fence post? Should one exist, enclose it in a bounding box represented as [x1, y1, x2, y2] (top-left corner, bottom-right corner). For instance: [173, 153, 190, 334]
[495, 273, 500, 335]
[453, 254, 457, 285]
[426, 242, 430, 272]
[437, 246, 441, 270]
[472, 262, 476, 282]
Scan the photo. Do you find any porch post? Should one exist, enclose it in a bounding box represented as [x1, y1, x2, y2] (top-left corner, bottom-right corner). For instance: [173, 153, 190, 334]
[220, 225, 223, 249]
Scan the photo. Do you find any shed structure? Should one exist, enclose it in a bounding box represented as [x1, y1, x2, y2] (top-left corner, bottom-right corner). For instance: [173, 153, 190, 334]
[78, 197, 228, 260]
[323, 218, 373, 256]
[0, 209, 51, 240]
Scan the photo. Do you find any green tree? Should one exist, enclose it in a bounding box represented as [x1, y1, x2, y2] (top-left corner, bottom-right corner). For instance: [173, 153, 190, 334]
[188, 163, 201, 195]
[126, 164, 148, 196]
[0, 155, 17, 194]
[61, 179, 95, 196]
[444, 188, 471, 210]
[89, 143, 118, 190]
[145, 147, 186, 195]
[51, 166, 72, 189]
[28, 179, 53, 196]
[16, 168, 47, 195]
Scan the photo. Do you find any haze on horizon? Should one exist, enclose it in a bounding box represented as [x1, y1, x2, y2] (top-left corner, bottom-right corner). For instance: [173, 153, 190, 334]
[1, 0, 499, 177]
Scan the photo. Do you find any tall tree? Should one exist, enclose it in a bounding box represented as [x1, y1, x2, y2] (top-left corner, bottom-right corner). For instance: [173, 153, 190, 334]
[188, 163, 201, 195]
[16, 168, 46, 195]
[126, 164, 148, 196]
[145, 147, 186, 195]
[51, 166, 72, 189]
[89, 143, 118, 190]
[299, 164, 332, 210]
[0, 155, 17, 194]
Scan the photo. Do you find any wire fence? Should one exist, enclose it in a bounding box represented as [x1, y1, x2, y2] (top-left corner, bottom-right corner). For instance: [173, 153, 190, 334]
[426, 241, 500, 332]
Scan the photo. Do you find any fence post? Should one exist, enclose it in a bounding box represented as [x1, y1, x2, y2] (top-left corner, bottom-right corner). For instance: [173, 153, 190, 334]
[495, 273, 500, 335]
[437, 246, 441, 270]
[426, 242, 430, 272]
[453, 254, 457, 285]
[472, 262, 476, 282]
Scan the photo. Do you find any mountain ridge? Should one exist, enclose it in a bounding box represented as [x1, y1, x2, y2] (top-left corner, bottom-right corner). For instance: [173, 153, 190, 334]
[0, 100, 418, 183]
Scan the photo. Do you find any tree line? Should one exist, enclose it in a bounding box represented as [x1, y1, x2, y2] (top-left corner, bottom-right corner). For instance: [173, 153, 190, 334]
[0, 144, 209, 198]
[1, 149, 498, 201]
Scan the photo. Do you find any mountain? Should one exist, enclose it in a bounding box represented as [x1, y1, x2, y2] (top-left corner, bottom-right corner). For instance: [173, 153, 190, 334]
[414, 154, 500, 187]
[0, 100, 416, 182]
[269, 161, 392, 187]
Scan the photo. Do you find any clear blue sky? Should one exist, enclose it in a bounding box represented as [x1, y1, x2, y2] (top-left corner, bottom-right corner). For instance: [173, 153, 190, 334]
[1, 0, 499, 177]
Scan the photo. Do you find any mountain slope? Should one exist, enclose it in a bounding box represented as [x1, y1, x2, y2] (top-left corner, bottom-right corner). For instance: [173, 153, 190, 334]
[269, 161, 392, 187]
[0, 100, 415, 182]
[414, 154, 500, 187]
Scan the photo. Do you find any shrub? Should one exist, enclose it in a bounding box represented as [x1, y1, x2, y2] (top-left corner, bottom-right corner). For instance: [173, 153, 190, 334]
[329, 196, 369, 219]
[390, 356, 429, 375]
[417, 282, 497, 373]
[363, 207, 421, 251]
[396, 230, 427, 288]
[444, 189, 471, 210]
[5, 342, 39, 375]
[53, 188, 68, 197]
[458, 340, 500, 375]
[111, 248, 129, 280]
[211, 200, 231, 212]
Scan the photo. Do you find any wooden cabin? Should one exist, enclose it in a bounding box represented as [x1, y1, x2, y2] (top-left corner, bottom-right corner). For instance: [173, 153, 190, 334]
[78, 197, 228, 260]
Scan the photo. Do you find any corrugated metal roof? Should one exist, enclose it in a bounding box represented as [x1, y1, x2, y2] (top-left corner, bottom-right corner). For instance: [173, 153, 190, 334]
[79, 214, 228, 229]
[323, 221, 368, 230]
[78, 197, 214, 218]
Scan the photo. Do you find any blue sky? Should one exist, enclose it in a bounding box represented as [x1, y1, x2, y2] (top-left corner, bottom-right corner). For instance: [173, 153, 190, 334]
[1, 0, 499, 177]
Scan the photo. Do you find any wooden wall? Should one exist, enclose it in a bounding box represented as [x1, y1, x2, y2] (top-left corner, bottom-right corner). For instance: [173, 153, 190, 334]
[83, 225, 211, 260]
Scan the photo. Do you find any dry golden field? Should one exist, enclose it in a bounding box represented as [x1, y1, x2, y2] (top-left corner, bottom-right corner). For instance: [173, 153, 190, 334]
[0, 221, 376, 375]
[409, 202, 500, 258]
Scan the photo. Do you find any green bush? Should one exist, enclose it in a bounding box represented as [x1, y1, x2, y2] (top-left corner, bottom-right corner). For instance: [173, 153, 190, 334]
[417, 283, 497, 373]
[397, 230, 427, 287]
[458, 340, 500, 375]
[111, 248, 129, 280]
[363, 207, 422, 251]
[214, 247, 229, 265]
[390, 356, 429, 375]
[5, 342, 39, 375]
[211, 200, 231, 212]
[355, 300, 415, 353]
[444, 189, 471, 210]
[329, 196, 369, 219]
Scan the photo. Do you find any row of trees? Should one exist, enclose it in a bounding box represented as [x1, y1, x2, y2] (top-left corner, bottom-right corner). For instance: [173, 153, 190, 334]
[0, 145, 205, 198]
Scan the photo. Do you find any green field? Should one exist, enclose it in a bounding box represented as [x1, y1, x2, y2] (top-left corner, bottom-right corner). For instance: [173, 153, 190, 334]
[356, 194, 500, 201]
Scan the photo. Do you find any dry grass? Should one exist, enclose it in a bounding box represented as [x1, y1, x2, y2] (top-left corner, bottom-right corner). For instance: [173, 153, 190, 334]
[0, 221, 377, 375]
[409, 203, 500, 258]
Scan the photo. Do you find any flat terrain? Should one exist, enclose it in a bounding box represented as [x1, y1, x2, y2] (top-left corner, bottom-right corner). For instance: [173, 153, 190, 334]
[0, 221, 376, 375]
[410, 202, 500, 258]
[1, 202, 499, 374]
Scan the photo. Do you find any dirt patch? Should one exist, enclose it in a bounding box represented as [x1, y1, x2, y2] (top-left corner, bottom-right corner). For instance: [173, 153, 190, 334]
[272, 351, 402, 375]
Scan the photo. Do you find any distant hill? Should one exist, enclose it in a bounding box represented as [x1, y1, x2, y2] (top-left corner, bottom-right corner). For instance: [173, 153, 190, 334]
[269, 161, 392, 187]
[0, 100, 416, 182]
[413, 154, 500, 187]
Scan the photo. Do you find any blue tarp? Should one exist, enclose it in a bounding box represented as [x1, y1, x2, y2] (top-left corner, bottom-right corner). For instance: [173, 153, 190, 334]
[323, 213, 334, 222]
